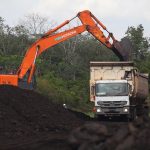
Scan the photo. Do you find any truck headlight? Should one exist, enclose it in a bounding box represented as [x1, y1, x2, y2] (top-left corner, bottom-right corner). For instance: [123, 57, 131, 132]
[97, 108, 101, 112]
[123, 108, 128, 112]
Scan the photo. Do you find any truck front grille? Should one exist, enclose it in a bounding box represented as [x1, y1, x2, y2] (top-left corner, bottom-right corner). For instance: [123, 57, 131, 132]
[97, 101, 127, 107]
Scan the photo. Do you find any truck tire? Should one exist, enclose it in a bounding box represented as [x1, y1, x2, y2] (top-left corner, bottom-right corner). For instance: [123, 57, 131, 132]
[130, 107, 136, 121]
[136, 104, 144, 116]
[143, 106, 149, 117]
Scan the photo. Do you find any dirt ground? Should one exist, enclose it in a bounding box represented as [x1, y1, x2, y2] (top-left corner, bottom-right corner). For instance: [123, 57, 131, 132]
[0, 85, 150, 150]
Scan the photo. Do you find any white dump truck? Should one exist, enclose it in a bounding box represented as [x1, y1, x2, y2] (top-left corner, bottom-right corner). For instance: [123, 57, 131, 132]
[90, 61, 149, 120]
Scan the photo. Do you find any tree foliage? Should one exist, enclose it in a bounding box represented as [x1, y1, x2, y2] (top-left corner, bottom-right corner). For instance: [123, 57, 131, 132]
[125, 24, 149, 60]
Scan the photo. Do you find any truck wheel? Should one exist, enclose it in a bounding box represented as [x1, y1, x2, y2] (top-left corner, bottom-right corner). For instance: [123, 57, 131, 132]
[136, 105, 144, 116]
[143, 106, 149, 117]
[130, 107, 136, 121]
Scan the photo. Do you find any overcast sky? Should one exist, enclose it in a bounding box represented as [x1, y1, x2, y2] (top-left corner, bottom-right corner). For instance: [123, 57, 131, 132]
[0, 0, 150, 39]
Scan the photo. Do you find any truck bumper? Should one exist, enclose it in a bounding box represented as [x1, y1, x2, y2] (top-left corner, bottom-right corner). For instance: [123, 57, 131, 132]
[94, 106, 130, 116]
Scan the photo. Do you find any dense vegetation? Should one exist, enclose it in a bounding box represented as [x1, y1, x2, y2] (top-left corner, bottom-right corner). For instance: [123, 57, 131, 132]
[0, 15, 149, 111]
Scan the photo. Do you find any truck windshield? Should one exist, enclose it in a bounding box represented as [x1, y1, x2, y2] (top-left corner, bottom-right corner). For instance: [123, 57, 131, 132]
[96, 83, 128, 96]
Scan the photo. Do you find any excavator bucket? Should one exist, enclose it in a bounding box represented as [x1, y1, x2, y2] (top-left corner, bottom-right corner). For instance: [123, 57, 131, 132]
[112, 37, 133, 61]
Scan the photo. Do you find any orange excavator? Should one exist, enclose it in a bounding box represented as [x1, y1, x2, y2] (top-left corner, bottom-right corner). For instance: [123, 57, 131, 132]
[0, 10, 130, 89]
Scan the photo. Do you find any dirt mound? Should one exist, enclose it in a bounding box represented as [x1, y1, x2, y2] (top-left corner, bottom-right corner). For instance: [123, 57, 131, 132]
[0, 85, 89, 150]
[1, 85, 150, 150]
[69, 116, 150, 150]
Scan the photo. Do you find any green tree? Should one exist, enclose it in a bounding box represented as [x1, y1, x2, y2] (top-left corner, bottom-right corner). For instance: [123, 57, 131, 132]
[12, 25, 32, 56]
[125, 24, 149, 60]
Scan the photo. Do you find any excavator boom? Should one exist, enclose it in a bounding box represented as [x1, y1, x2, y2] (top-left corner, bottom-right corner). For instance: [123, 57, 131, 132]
[0, 10, 130, 88]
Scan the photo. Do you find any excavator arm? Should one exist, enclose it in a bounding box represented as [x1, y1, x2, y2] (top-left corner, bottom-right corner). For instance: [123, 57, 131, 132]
[0, 10, 129, 87]
[17, 25, 86, 81]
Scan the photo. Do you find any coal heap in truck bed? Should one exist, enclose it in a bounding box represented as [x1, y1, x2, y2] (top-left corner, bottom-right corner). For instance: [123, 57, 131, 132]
[0, 85, 87, 150]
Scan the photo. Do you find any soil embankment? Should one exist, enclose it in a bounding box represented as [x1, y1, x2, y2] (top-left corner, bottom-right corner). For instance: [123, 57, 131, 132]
[0, 85, 150, 150]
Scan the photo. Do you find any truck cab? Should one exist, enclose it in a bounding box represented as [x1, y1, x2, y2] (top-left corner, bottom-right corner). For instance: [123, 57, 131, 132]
[94, 80, 130, 116]
[90, 61, 149, 120]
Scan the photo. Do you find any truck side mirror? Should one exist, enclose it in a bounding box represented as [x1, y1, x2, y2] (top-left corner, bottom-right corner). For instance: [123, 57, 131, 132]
[91, 85, 95, 95]
[90, 85, 95, 101]
[128, 83, 132, 94]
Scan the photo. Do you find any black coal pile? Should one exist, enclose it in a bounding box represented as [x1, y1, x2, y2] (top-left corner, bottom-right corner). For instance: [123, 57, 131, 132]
[0, 85, 150, 150]
[69, 116, 150, 150]
[0, 85, 88, 150]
